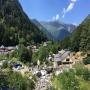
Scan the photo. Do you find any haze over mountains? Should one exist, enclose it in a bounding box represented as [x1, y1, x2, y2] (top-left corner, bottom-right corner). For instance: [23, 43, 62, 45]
[32, 19, 54, 40]
[32, 19, 76, 41]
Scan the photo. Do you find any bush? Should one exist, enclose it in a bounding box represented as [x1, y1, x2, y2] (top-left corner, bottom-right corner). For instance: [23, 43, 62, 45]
[2, 61, 8, 69]
[81, 52, 86, 56]
[0, 71, 35, 90]
[18, 44, 32, 63]
[83, 56, 90, 65]
[10, 50, 18, 58]
[75, 62, 90, 81]
[74, 62, 84, 76]
[83, 68, 90, 81]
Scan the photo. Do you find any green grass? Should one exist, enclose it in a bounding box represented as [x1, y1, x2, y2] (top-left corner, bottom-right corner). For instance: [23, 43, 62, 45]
[52, 75, 90, 90]
[0, 54, 7, 60]
[52, 76, 62, 90]
[78, 77, 90, 90]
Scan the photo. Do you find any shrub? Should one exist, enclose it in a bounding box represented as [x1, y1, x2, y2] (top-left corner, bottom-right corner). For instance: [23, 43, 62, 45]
[82, 68, 90, 81]
[83, 56, 90, 65]
[81, 52, 86, 56]
[2, 61, 8, 69]
[0, 71, 35, 90]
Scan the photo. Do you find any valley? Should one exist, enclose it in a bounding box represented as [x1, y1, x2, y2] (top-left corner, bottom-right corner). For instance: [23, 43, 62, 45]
[0, 0, 90, 90]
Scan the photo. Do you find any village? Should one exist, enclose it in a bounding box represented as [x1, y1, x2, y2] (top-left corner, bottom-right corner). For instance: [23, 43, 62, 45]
[0, 42, 89, 90]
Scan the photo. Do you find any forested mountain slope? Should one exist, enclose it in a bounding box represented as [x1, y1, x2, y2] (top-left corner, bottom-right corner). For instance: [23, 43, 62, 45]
[70, 14, 90, 51]
[0, 0, 47, 46]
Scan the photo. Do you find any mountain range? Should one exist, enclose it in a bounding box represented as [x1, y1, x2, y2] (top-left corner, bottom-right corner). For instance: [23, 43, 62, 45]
[0, 0, 89, 50]
[32, 19, 76, 41]
[32, 19, 54, 40]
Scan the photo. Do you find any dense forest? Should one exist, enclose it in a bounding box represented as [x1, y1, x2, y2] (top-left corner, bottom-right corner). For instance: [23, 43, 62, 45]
[0, 0, 47, 46]
[70, 14, 90, 51]
[60, 14, 90, 52]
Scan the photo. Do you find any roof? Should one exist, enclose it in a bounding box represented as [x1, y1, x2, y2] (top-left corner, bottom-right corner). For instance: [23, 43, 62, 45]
[58, 49, 65, 54]
[0, 45, 4, 48]
[0, 46, 16, 51]
[54, 51, 71, 62]
[54, 54, 62, 62]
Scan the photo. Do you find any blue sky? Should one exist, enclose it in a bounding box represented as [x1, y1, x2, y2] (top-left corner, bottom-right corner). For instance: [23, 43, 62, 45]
[19, 0, 90, 25]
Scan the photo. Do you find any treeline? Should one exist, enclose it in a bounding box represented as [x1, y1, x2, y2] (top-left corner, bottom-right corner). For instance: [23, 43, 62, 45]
[0, 0, 47, 46]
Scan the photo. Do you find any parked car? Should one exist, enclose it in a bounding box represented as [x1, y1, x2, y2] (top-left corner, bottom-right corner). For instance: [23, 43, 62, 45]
[14, 64, 22, 68]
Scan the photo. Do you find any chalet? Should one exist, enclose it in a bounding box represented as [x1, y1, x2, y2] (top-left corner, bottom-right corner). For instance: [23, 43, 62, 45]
[0, 45, 10, 54]
[0, 45, 17, 54]
[62, 56, 73, 64]
[53, 51, 72, 68]
[53, 51, 71, 62]
[53, 54, 61, 68]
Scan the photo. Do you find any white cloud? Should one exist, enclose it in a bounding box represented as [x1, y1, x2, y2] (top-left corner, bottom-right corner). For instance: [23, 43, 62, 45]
[71, 0, 77, 2]
[62, 0, 77, 18]
[52, 14, 60, 21]
[56, 14, 60, 20]
[73, 23, 78, 26]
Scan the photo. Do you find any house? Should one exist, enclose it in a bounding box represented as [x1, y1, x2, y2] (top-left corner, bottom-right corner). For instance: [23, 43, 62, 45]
[62, 56, 73, 64]
[53, 51, 70, 62]
[0, 45, 10, 54]
[53, 51, 72, 67]
[0, 45, 17, 54]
